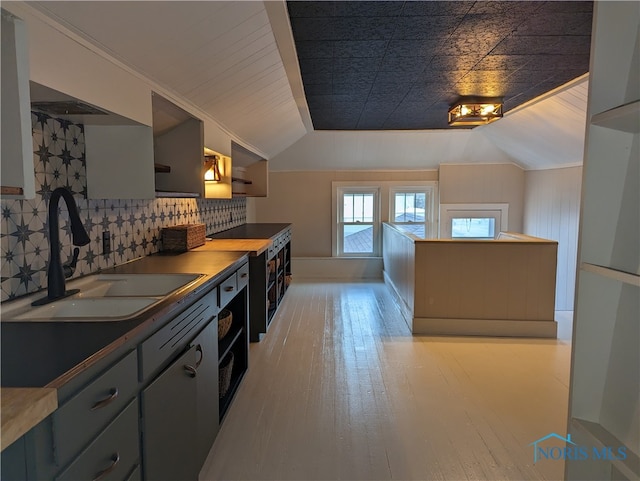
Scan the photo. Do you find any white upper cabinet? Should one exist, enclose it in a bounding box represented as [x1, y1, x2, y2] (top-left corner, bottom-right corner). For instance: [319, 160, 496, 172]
[1, 9, 35, 198]
[230, 141, 268, 198]
[152, 92, 206, 198]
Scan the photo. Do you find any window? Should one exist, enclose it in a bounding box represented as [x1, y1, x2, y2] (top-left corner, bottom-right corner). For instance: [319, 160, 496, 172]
[451, 217, 496, 239]
[336, 187, 380, 256]
[440, 203, 509, 239]
[390, 186, 437, 238]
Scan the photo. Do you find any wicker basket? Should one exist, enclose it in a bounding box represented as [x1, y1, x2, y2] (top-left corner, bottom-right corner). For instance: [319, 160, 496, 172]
[218, 309, 233, 340]
[161, 224, 206, 252]
[285, 274, 292, 287]
[219, 352, 235, 398]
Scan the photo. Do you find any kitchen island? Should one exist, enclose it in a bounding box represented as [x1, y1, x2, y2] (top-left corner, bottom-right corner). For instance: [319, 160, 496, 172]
[383, 223, 558, 337]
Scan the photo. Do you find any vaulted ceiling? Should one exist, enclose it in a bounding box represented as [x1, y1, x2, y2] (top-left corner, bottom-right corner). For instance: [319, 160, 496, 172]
[287, 1, 592, 130]
[22, 0, 592, 170]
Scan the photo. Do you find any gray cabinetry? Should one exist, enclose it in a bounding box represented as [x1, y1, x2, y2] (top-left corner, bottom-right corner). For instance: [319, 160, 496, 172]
[193, 319, 220, 468]
[258, 228, 291, 341]
[141, 344, 199, 481]
[1, 257, 249, 481]
[53, 350, 138, 469]
[1, 435, 27, 481]
[139, 286, 218, 381]
[216, 268, 249, 421]
[56, 399, 140, 481]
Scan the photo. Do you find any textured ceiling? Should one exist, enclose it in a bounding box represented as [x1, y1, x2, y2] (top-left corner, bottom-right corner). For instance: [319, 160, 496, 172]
[287, 0, 593, 130]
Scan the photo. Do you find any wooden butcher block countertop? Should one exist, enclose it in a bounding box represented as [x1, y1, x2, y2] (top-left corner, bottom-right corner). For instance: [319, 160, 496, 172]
[1, 388, 57, 450]
[192, 238, 272, 256]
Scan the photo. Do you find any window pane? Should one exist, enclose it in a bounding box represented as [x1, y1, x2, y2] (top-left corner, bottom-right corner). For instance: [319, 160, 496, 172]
[362, 194, 373, 222]
[394, 192, 426, 222]
[343, 224, 373, 253]
[343, 193, 374, 223]
[451, 218, 496, 238]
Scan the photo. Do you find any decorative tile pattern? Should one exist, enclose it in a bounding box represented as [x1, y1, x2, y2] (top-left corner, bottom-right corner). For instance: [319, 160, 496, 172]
[0, 112, 246, 302]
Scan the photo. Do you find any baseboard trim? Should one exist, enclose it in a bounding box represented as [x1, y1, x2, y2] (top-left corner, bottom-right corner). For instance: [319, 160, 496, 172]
[413, 317, 558, 338]
[293, 257, 383, 279]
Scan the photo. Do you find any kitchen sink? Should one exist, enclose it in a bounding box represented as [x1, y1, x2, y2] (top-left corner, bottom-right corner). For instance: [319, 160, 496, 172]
[10, 297, 160, 321]
[1, 273, 204, 322]
[74, 273, 204, 297]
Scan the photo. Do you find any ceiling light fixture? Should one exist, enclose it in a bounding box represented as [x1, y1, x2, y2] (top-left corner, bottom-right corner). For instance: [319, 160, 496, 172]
[448, 97, 503, 126]
[204, 155, 222, 182]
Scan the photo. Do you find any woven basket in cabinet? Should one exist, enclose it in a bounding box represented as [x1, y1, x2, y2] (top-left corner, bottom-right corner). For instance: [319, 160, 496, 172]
[219, 352, 235, 398]
[218, 309, 233, 340]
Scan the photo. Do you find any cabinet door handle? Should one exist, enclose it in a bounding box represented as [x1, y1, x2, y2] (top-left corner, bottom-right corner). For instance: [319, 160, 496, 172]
[240, 273, 248, 278]
[92, 452, 120, 481]
[91, 388, 119, 411]
[224, 286, 234, 292]
[195, 344, 204, 369]
[184, 364, 197, 378]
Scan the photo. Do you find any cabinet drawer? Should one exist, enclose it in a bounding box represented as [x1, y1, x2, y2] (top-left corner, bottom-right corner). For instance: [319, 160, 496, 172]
[125, 465, 141, 481]
[53, 350, 138, 468]
[56, 398, 139, 481]
[140, 287, 218, 381]
[219, 273, 238, 309]
[237, 262, 249, 291]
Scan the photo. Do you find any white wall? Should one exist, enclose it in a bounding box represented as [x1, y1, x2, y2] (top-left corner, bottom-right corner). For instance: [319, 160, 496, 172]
[524, 166, 582, 310]
[439, 163, 526, 233]
[253, 170, 438, 257]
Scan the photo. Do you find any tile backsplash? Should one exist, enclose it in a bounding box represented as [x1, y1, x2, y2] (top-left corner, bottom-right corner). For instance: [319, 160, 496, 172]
[0, 112, 246, 302]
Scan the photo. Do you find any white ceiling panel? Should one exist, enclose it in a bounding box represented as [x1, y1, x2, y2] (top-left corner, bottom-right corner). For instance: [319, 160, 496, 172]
[30, 1, 307, 158]
[482, 78, 589, 170]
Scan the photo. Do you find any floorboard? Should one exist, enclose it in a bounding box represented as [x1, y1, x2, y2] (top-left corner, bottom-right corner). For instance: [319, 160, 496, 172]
[200, 280, 572, 481]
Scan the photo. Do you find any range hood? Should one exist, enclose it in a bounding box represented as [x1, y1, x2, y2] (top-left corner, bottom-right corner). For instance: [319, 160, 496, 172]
[30, 81, 143, 126]
[31, 100, 108, 116]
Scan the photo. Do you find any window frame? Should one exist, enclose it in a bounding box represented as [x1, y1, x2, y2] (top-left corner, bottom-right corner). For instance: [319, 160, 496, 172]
[389, 185, 438, 239]
[334, 185, 381, 257]
[439, 203, 509, 239]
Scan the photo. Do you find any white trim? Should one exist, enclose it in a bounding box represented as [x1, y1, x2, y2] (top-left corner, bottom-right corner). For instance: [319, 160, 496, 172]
[581, 263, 640, 287]
[440, 203, 509, 239]
[389, 184, 439, 239]
[335, 186, 381, 257]
[293, 257, 383, 279]
[524, 162, 584, 172]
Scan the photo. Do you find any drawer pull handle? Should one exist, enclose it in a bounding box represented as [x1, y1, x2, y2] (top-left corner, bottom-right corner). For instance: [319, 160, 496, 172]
[224, 286, 234, 292]
[241, 273, 248, 278]
[195, 344, 204, 369]
[91, 388, 119, 411]
[184, 364, 197, 378]
[92, 452, 120, 481]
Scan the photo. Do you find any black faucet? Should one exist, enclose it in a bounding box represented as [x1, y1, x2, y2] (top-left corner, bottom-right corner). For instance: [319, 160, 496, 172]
[32, 187, 91, 306]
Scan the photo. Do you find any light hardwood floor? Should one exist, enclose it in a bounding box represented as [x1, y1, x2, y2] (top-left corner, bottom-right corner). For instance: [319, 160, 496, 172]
[201, 280, 573, 481]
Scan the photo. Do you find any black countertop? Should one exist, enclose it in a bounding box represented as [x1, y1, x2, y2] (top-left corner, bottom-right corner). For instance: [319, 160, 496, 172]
[210, 223, 291, 240]
[1, 250, 248, 392]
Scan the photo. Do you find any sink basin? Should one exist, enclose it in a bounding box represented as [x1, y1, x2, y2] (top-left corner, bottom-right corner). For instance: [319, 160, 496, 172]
[75, 273, 204, 297]
[9, 297, 160, 321]
[1, 273, 204, 322]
